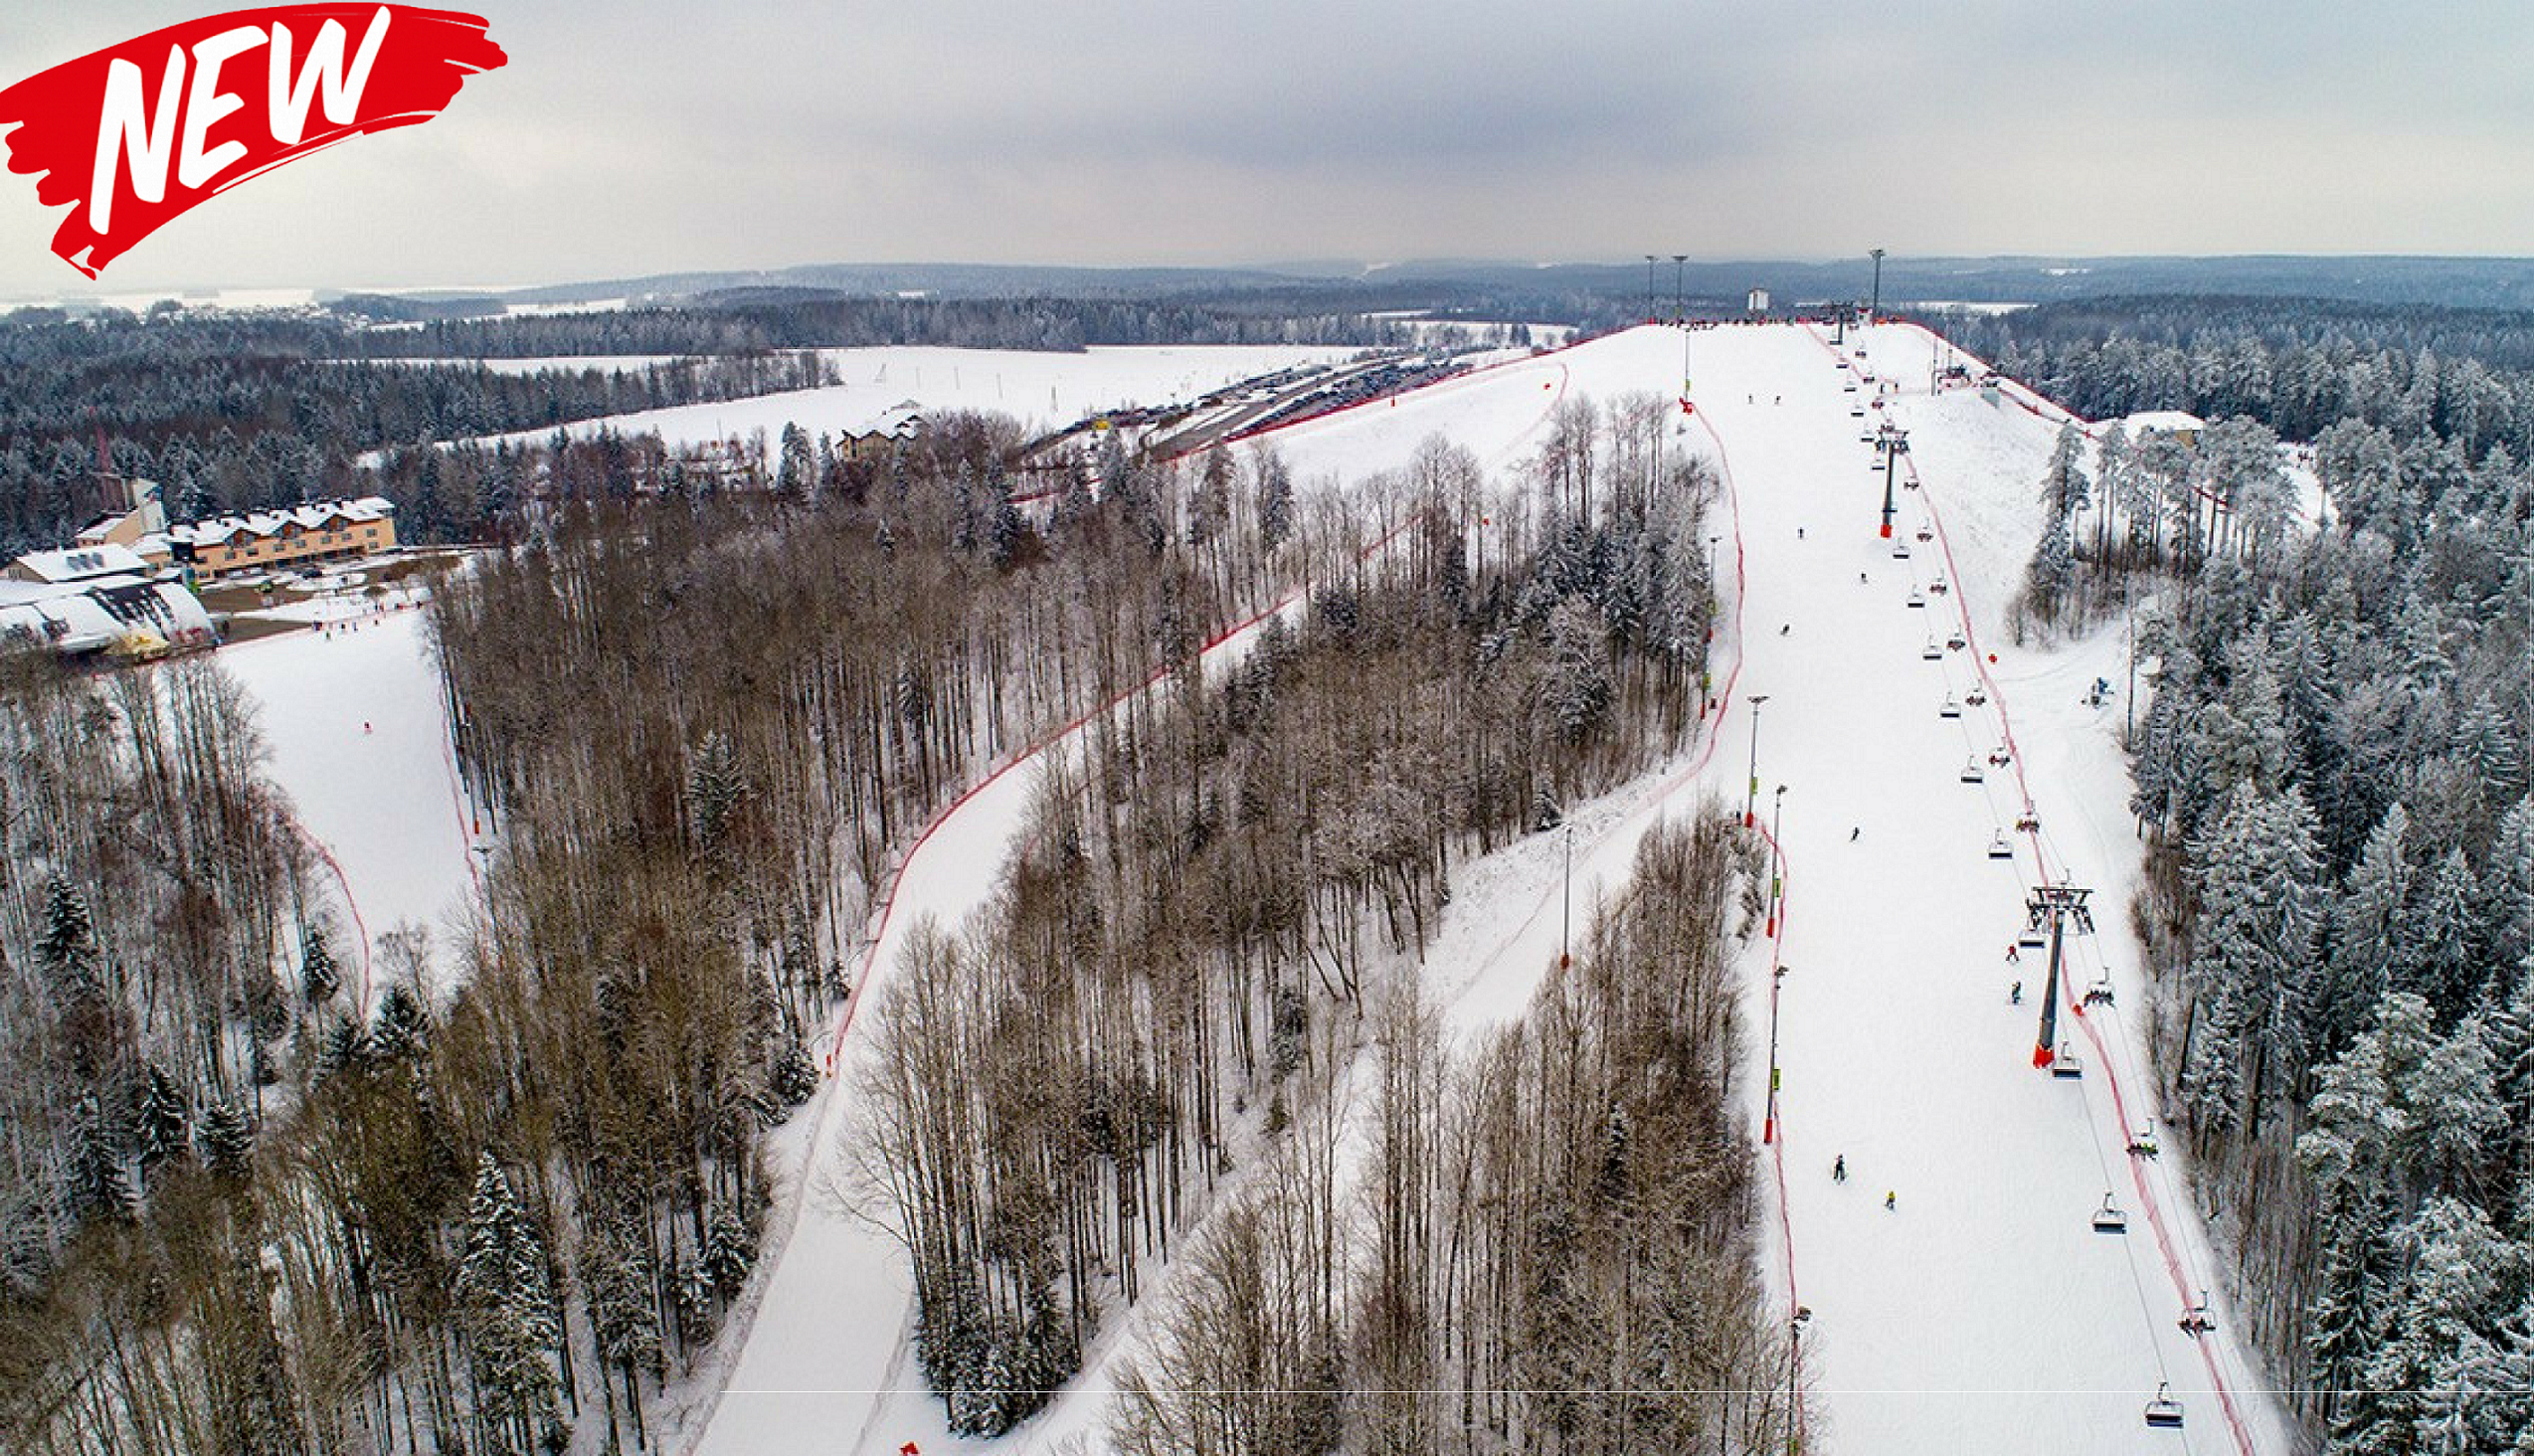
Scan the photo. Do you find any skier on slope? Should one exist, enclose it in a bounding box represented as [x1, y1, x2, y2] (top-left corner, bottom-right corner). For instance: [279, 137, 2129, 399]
[2005, 942, 2021, 964]
[1885, 1189, 1897, 1210]
[1832, 1155, 1847, 1183]
[2010, 981, 2023, 1004]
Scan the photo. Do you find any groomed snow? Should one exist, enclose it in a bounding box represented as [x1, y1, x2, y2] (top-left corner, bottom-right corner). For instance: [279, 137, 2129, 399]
[215, 605, 482, 1010]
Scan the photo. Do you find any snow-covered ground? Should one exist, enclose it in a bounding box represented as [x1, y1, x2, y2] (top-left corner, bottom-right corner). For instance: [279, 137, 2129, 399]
[448, 344, 1367, 453]
[215, 605, 482, 1011]
[674, 320, 2297, 1456]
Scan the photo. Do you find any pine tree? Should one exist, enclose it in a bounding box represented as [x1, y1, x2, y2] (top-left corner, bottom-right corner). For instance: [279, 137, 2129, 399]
[197, 1098, 255, 1181]
[135, 1064, 190, 1171]
[1540, 597, 1612, 746]
[456, 1153, 561, 1456]
[1255, 447, 1295, 551]
[65, 1097, 135, 1224]
[299, 923, 341, 1005]
[371, 985, 430, 1063]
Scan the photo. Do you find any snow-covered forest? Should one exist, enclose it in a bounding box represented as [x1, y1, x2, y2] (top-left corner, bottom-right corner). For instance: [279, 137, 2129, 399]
[1993, 299, 2532, 1453]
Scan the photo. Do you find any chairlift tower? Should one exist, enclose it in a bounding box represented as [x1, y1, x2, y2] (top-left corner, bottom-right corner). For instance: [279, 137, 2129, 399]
[1878, 425, 1907, 538]
[2029, 884, 2095, 1069]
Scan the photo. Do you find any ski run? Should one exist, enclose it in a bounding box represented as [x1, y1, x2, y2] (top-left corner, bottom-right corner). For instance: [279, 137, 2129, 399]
[675, 322, 2299, 1456]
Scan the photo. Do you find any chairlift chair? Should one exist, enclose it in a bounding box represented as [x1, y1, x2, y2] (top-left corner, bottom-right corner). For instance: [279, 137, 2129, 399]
[1961, 758, 1986, 784]
[2179, 1303, 2216, 1337]
[1947, 633, 1968, 650]
[2018, 931, 2047, 950]
[2084, 978, 2116, 1007]
[1939, 694, 1962, 719]
[2143, 1385, 2186, 1429]
[1921, 639, 1944, 660]
[1965, 687, 1988, 707]
[1893, 541, 1911, 559]
[1988, 831, 2014, 860]
[1928, 578, 1949, 595]
[2015, 809, 2039, 832]
[1906, 589, 1926, 608]
[2052, 1043, 2084, 1078]
[1850, 405, 1866, 418]
[1915, 526, 1934, 542]
[2128, 1127, 2161, 1160]
[2091, 1193, 2128, 1233]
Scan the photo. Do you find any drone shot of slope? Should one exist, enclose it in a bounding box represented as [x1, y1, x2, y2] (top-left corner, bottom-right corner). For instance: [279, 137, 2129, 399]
[0, 4, 2525, 1455]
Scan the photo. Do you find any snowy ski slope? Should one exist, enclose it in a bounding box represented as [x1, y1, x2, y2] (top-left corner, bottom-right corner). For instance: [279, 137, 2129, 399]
[216, 606, 483, 1008]
[678, 322, 2293, 1456]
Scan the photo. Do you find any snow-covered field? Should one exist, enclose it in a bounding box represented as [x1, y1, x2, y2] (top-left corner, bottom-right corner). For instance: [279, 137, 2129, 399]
[452, 344, 1367, 452]
[215, 606, 482, 1009]
[679, 321, 2296, 1456]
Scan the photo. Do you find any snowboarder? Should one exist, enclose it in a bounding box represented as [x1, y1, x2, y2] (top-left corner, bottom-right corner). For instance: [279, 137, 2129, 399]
[1858, 572, 1868, 585]
[2010, 981, 2023, 1004]
[1832, 1155, 1847, 1183]
[1797, 527, 1806, 539]
[1849, 826, 1860, 841]
[1885, 1189, 1897, 1210]
[1779, 623, 1791, 637]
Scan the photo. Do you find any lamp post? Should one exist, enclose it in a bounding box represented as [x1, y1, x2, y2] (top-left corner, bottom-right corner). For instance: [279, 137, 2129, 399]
[1869, 248, 1886, 320]
[1671, 253, 1687, 321]
[1766, 784, 1787, 937]
[1744, 694, 1770, 827]
[1645, 255, 1659, 322]
[1786, 1307, 1812, 1453]
[1764, 962, 1788, 1144]
[1559, 824, 1574, 970]
[1880, 426, 1904, 539]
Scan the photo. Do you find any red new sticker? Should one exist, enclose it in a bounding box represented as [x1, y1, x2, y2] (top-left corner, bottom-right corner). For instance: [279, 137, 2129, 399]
[0, 6, 505, 276]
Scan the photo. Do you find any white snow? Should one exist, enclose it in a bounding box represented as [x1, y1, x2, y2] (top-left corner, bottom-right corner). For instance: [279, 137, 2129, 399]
[214, 604, 482, 1010]
[451, 345, 1367, 453]
[675, 322, 2296, 1456]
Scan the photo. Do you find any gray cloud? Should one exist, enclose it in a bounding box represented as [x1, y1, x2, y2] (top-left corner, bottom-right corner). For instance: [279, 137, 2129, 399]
[0, 0, 2525, 296]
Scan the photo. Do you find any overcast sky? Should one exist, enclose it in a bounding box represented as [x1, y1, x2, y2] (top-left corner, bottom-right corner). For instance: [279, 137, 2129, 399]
[0, 0, 2526, 298]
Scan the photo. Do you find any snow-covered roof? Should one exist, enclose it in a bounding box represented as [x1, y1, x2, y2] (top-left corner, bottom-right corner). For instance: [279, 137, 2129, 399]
[841, 401, 923, 441]
[12, 542, 150, 583]
[158, 495, 396, 548]
[2121, 410, 2205, 435]
[0, 576, 214, 655]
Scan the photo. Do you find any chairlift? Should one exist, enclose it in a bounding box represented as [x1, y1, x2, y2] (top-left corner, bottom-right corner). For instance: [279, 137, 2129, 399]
[1906, 589, 1926, 609]
[1965, 687, 1988, 707]
[2127, 1127, 2161, 1160]
[2091, 1193, 2129, 1234]
[2179, 1301, 2216, 1337]
[1988, 831, 2015, 860]
[1927, 577, 1949, 595]
[1843, 380, 1859, 393]
[1946, 633, 1967, 650]
[1960, 758, 1986, 784]
[1915, 526, 1934, 542]
[1988, 744, 2012, 766]
[1850, 405, 1866, 418]
[1893, 541, 1911, 559]
[2018, 931, 2047, 950]
[2052, 1043, 2084, 1078]
[1939, 694, 1962, 719]
[2015, 809, 2039, 832]
[2143, 1384, 2186, 1429]
[2083, 978, 2116, 1008]
[1921, 639, 1944, 661]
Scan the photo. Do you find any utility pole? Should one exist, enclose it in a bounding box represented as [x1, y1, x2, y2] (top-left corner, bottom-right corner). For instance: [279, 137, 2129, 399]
[1744, 693, 1770, 827]
[2029, 884, 2095, 1068]
[1869, 248, 1886, 320]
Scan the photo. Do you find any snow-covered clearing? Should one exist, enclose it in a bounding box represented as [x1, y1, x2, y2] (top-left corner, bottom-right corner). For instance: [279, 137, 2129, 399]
[452, 344, 1367, 453]
[677, 322, 2294, 1456]
[215, 604, 482, 1009]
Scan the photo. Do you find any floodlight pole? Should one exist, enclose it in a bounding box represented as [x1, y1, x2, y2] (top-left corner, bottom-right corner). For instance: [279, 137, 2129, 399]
[1766, 784, 1787, 937]
[1744, 694, 1770, 827]
[1870, 248, 1886, 320]
[1672, 254, 1687, 321]
[1880, 428, 1903, 538]
[1645, 255, 1659, 322]
[1764, 962, 1788, 1143]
